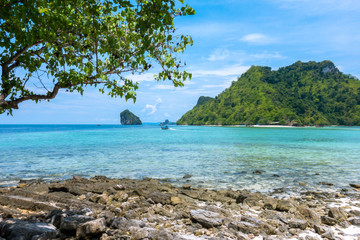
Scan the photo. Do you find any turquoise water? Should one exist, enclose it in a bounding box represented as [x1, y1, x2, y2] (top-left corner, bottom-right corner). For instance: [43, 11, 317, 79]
[0, 124, 359, 193]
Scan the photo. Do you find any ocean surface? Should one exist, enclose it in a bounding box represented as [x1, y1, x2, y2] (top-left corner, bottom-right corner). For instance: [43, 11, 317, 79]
[1, 124, 359, 193]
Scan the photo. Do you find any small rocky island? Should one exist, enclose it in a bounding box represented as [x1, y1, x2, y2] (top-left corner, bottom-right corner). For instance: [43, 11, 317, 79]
[120, 109, 142, 125]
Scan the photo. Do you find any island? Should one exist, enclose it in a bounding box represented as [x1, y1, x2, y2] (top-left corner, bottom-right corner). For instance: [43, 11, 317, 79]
[177, 60, 360, 126]
[120, 109, 142, 125]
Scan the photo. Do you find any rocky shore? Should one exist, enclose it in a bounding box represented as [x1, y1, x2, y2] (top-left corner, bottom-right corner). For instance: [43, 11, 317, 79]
[0, 176, 360, 240]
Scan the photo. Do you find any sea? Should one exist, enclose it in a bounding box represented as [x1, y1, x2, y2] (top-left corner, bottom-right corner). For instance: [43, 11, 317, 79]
[1, 124, 359, 194]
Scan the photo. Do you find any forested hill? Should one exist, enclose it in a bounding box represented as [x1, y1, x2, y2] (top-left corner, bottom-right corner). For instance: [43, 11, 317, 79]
[177, 61, 360, 126]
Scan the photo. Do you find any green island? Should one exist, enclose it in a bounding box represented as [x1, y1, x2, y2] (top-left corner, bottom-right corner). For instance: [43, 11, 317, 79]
[177, 61, 360, 126]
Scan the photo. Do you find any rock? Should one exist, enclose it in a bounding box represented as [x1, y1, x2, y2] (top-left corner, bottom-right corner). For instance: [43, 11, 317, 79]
[171, 196, 181, 205]
[263, 197, 278, 210]
[120, 109, 142, 125]
[111, 217, 145, 230]
[272, 174, 280, 177]
[299, 182, 307, 186]
[113, 184, 125, 191]
[183, 174, 192, 179]
[321, 230, 335, 240]
[348, 217, 360, 226]
[113, 191, 129, 202]
[235, 231, 251, 240]
[276, 200, 294, 212]
[319, 182, 334, 186]
[328, 207, 347, 222]
[146, 192, 171, 205]
[0, 219, 57, 239]
[60, 214, 94, 233]
[288, 219, 307, 230]
[182, 184, 191, 190]
[190, 209, 223, 228]
[349, 209, 360, 216]
[76, 218, 106, 238]
[321, 216, 337, 226]
[228, 221, 259, 234]
[314, 224, 329, 234]
[350, 183, 360, 189]
[298, 207, 321, 226]
[253, 170, 264, 174]
[236, 192, 249, 204]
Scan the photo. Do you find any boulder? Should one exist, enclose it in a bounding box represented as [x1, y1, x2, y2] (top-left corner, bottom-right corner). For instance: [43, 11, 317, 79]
[190, 209, 223, 228]
[0, 219, 57, 239]
[276, 200, 294, 212]
[228, 221, 259, 234]
[288, 219, 307, 230]
[146, 192, 171, 205]
[328, 207, 347, 222]
[76, 218, 106, 238]
[348, 217, 360, 226]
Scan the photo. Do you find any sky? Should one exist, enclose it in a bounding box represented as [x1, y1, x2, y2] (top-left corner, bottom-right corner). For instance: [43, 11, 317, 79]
[2, 0, 360, 124]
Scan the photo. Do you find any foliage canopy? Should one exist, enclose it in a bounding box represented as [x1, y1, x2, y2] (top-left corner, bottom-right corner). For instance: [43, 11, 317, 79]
[177, 61, 360, 126]
[0, 0, 194, 114]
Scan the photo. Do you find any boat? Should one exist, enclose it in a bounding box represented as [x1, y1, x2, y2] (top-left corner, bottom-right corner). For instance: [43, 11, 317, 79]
[161, 125, 169, 130]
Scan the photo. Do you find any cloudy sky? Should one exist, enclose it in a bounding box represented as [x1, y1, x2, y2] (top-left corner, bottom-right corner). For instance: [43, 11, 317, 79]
[2, 0, 360, 124]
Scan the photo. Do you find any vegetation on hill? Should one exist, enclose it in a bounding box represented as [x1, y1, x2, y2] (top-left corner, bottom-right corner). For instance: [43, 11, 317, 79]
[177, 61, 360, 126]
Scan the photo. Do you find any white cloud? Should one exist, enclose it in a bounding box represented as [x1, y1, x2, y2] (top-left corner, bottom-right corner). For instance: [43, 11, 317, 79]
[273, 0, 360, 14]
[153, 85, 176, 90]
[142, 97, 162, 115]
[143, 104, 157, 115]
[240, 33, 275, 45]
[250, 52, 286, 59]
[191, 64, 250, 77]
[125, 72, 155, 82]
[207, 49, 230, 61]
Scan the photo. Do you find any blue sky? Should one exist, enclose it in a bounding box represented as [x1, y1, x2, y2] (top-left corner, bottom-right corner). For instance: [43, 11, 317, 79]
[2, 0, 360, 124]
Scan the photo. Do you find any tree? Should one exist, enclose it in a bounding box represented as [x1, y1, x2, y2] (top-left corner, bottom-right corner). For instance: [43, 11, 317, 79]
[0, 0, 195, 114]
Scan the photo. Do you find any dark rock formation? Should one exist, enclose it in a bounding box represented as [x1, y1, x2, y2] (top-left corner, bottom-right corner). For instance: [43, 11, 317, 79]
[120, 109, 142, 125]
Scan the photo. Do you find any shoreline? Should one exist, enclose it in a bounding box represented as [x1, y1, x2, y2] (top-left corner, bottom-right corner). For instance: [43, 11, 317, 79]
[1, 176, 360, 239]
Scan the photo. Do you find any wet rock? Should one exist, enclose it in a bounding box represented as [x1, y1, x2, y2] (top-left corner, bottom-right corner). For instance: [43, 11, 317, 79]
[182, 184, 191, 190]
[253, 170, 264, 174]
[328, 207, 347, 222]
[348, 217, 360, 226]
[288, 219, 307, 230]
[76, 218, 106, 238]
[0, 219, 57, 239]
[319, 182, 334, 186]
[190, 209, 223, 228]
[350, 183, 360, 189]
[183, 174, 192, 179]
[236, 192, 250, 204]
[272, 174, 280, 177]
[276, 199, 294, 212]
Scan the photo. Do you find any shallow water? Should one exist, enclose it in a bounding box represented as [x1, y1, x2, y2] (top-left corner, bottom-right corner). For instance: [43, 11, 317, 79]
[0, 124, 359, 192]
